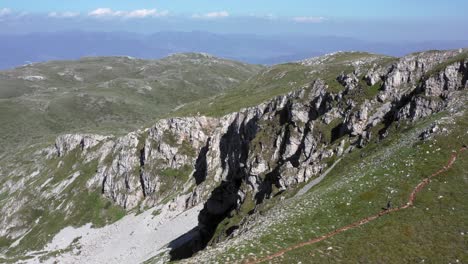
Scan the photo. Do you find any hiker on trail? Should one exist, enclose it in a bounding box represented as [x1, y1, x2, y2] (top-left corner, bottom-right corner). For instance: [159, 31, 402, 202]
[382, 201, 392, 211]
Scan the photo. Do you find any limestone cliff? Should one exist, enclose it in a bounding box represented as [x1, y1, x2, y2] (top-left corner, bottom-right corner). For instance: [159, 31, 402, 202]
[0, 49, 467, 261]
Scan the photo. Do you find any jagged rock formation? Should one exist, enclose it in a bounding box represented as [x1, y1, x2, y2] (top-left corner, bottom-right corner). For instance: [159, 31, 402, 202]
[0, 49, 467, 262]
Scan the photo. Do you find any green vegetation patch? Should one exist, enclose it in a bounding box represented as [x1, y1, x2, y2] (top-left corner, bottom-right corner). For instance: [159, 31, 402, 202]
[0, 55, 263, 156]
[155, 165, 193, 198]
[210, 189, 257, 244]
[203, 106, 468, 263]
[6, 155, 125, 256]
[423, 51, 468, 80]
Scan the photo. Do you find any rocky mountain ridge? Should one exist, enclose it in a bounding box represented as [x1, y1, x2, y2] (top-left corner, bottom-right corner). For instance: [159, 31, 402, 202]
[0, 48, 467, 262]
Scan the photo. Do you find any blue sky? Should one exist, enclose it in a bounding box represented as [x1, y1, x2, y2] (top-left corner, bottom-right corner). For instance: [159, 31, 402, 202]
[0, 0, 467, 40]
[3, 0, 468, 18]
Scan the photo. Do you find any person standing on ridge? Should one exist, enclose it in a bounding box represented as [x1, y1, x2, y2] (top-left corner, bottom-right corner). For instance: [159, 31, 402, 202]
[382, 200, 391, 211]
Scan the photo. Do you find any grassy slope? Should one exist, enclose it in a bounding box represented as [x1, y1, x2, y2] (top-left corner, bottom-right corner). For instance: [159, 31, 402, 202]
[173, 52, 396, 117]
[0, 126, 202, 260]
[0, 145, 127, 261]
[0, 54, 263, 155]
[199, 109, 467, 263]
[174, 50, 468, 119]
[0, 52, 283, 259]
[2, 50, 465, 262]
[0, 52, 392, 157]
[275, 114, 468, 263]
[0, 120, 205, 259]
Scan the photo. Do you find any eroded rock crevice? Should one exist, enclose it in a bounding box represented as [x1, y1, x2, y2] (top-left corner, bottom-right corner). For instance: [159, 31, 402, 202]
[4, 49, 466, 258]
[165, 50, 468, 259]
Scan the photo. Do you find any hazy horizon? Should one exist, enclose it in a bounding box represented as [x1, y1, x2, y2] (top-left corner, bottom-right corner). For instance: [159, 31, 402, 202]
[1, 30, 467, 70]
[1, 0, 467, 41]
[1, 1, 468, 69]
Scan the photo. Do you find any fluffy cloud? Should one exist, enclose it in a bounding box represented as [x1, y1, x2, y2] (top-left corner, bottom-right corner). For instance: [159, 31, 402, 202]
[88, 8, 121, 17]
[192, 11, 229, 19]
[292, 16, 325, 23]
[0, 8, 11, 17]
[48, 11, 80, 18]
[88, 8, 168, 18]
[127, 9, 168, 18]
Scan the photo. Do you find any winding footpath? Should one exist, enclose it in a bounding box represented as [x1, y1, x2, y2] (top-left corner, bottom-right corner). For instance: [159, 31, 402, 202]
[246, 147, 466, 264]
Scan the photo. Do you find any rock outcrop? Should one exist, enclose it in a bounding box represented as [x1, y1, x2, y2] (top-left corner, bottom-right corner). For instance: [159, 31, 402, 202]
[1, 49, 467, 258]
[42, 49, 468, 221]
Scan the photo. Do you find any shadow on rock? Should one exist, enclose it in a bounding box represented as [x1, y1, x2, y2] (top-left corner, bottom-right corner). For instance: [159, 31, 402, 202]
[168, 181, 241, 261]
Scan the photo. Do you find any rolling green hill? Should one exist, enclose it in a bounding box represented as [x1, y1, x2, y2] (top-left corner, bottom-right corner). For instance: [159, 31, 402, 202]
[0, 53, 264, 155]
[173, 52, 396, 117]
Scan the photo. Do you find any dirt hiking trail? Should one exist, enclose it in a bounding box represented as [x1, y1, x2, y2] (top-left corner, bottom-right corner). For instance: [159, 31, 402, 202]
[245, 147, 466, 264]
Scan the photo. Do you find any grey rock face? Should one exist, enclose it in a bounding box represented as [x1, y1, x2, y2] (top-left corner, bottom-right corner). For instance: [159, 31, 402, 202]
[419, 123, 440, 140]
[374, 50, 464, 102]
[364, 65, 387, 86]
[345, 100, 371, 136]
[423, 61, 467, 97]
[397, 96, 445, 121]
[44, 50, 468, 214]
[54, 134, 109, 157]
[1, 49, 466, 246]
[97, 132, 142, 209]
[337, 73, 359, 91]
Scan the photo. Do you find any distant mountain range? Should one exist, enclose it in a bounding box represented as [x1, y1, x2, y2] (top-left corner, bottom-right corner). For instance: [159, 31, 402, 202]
[1, 31, 468, 69]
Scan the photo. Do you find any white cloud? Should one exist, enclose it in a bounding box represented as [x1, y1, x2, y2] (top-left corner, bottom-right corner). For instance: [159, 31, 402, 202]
[0, 8, 12, 17]
[127, 9, 168, 18]
[192, 11, 229, 19]
[48, 11, 80, 18]
[88, 8, 118, 17]
[292, 16, 325, 23]
[88, 8, 168, 18]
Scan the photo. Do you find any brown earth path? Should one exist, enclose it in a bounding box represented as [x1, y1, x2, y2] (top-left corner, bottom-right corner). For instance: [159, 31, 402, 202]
[245, 147, 466, 264]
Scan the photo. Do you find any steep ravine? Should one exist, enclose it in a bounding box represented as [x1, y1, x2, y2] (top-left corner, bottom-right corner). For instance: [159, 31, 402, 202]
[0, 49, 467, 262]
[166, 49, 468, 260]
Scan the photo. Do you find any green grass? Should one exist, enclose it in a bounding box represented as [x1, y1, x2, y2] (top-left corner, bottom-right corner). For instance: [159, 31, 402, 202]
[173, 52, 395, 118]
[161, 131, 196, 158]
[5, 155, 126, 256]
[0, 52, 393, 158]
[179, 140, 197, 157]
[151, 209, 161, 217]
[277, 129, 468, 263]
[155, 165, 193, 198]
[0, 236, 13, 250]
[172, 63, 313, 117]
[361, 79, 383, 99]
[0, 55, 263, 156]
[210, 188, 257, 244]
[313, 118, 345, 144]
[2, 50, 464, 262]
[0, 191, 8, 202]
[198, 108, 468, 263]
[160, 166, 192, 180]
[163, 131, 178, 146]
